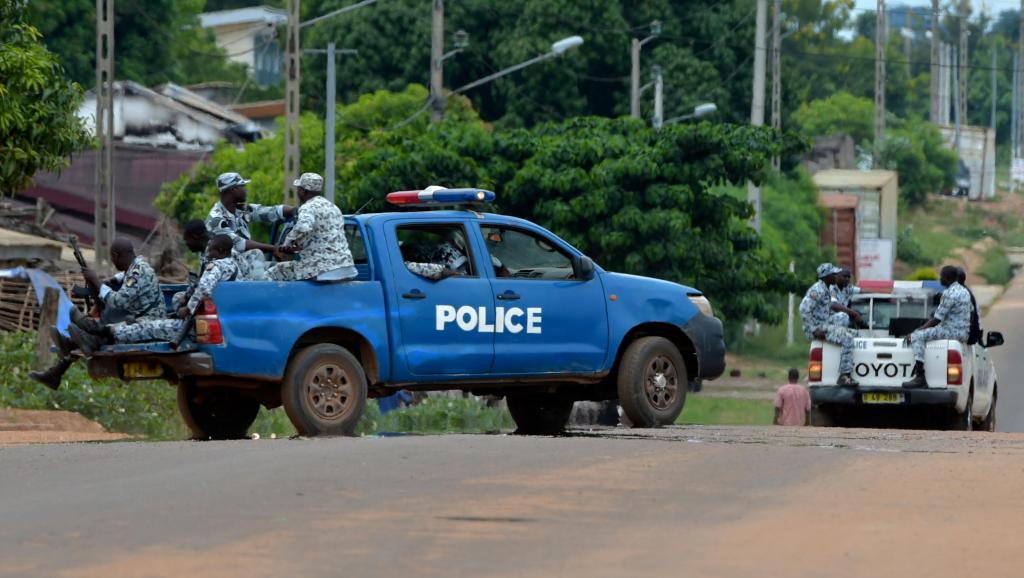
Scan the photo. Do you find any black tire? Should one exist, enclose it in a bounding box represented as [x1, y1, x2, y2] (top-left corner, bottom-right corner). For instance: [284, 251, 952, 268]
[947, 390, 973, 431]
[811, 405, 834, 427]
[617, 336, 687, 428]
[177, 380, 260, 440]
[282, 344, 367, 437]
[507, 394, 574, 435]
[979, 387, 997, 432]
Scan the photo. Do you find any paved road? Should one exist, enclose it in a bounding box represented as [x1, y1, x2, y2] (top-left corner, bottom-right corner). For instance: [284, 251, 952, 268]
[984, 275, 1024, 432]
[3, 426, 1024, 578]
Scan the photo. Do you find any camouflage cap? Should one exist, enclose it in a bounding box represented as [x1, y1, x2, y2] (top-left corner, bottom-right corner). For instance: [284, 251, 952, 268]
[216, 172, 250, 193]
[293, 172, 324, 193]
[816, 262, 836, 279]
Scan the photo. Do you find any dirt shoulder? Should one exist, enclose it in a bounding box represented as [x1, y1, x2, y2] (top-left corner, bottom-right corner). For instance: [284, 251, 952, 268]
[0, 409, 130, 445]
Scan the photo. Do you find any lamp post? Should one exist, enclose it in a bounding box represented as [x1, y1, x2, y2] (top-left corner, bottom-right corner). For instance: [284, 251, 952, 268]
[303, 45, 358, 203]
[453, 35, 584, 94]
[663, 103, 718, 125]
[630, 20, 661, 119]
[637, 65, 663, 128]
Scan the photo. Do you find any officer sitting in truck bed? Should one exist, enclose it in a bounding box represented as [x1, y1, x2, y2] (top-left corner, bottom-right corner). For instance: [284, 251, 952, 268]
[799, 263, 859, 387]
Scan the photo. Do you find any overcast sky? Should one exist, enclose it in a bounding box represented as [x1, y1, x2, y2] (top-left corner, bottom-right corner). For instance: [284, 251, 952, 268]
[851, 0, 1020, 18]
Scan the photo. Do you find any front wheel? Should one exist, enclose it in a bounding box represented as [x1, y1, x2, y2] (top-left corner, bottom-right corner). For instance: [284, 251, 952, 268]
[282, 344, 367, 437]
[978, 387, 997, 432]
[177, 381, 260, 440]
[617, 337, 687, 428]
[507, 394, 574, 435]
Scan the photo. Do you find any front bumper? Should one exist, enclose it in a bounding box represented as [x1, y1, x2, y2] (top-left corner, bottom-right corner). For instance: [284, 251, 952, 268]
[683, 314, 726, 380]
[811, 386, 958, 407]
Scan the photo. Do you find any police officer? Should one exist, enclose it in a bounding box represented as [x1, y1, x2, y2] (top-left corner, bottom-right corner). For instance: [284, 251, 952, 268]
[902, 265, 972, 388]
[31, 238, 164, 389]
[266, 173, 355, 281]
[206, 172, 294, 256]
[799, 263, 859, 386]
[71, 235, 239, 351]
[829, 267, 863, 328]
[958, 267, 983, 345]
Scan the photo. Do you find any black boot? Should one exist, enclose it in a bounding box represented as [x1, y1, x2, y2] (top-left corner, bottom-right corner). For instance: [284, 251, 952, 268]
[48, 326, 74, 358]
[837, 373, 860, 387]
[68, 324, 107, 356]
[28, 356, 74, 390]
[902, 361, 927, 388]
[71, 307, 103, 335]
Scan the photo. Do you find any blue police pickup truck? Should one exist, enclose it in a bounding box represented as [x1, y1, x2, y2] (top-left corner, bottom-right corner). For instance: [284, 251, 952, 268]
[87, 189, 726, 438]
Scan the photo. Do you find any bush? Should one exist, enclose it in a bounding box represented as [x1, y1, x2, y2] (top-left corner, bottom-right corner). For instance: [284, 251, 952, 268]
[908, 267, 938, 281]
[898, 225, 928, 266]
[978, 246, 1014, 285]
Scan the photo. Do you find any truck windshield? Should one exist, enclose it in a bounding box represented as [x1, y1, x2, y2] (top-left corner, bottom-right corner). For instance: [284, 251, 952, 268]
[851, 294, 937, 335]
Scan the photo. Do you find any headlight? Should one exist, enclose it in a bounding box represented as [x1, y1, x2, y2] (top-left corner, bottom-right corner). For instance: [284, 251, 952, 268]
[688, 294, 714, 317]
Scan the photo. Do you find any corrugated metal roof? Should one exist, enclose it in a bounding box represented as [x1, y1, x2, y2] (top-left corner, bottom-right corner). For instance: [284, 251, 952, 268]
[813, 169, 897, 189]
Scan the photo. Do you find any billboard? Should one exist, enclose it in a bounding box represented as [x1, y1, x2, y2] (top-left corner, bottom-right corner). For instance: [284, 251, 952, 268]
[857, 238, 893, 281]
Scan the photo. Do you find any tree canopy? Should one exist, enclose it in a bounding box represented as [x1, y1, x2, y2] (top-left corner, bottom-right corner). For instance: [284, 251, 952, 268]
[0, 0, 90, 194]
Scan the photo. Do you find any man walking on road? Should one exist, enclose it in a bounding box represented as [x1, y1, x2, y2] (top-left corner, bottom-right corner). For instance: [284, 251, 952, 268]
[774, 368, 810, 426]
[799, 263, 859, 386]
[902, 265, 971, 388]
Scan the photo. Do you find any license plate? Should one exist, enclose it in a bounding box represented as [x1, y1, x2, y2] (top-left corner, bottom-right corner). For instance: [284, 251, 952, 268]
[862, 392, 905, 404]
[122, 362, 163, 378]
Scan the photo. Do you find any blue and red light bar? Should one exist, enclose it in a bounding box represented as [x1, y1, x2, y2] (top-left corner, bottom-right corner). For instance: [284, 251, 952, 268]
[386, 187, 495, 206]
[857, 280, 945, 294]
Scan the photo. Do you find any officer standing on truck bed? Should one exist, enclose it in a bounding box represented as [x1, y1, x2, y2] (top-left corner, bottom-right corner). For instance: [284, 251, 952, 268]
[799, 263, 859, 387]
[206, 172, 294, 259]
[902, 265, 971, 388]
[266, 172, 356, 281]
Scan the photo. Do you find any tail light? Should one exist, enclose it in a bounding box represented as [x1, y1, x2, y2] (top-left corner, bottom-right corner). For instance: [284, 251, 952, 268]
[194, 298, 223, 345]
[808, 347, 823, 382]
[947, 349, 963, 385]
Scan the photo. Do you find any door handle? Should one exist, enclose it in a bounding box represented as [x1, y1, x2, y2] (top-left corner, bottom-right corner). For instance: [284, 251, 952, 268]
[402, 290, 427, 300]
[497, 291, 520, 301]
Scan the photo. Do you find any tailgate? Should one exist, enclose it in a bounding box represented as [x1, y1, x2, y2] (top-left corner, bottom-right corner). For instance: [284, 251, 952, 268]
[850, 338, 915, 386]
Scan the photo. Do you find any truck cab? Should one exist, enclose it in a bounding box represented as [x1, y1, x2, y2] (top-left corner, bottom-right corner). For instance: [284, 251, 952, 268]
[86, 188, 727, 438]
[808, 280, 1003, 430]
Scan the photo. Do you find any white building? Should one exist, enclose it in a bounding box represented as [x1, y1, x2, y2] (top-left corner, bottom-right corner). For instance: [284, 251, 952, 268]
[199, 6, 286, 85]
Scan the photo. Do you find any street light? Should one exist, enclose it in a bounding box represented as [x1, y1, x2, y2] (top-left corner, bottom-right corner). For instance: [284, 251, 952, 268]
[664, 102, 718, 125]
[454, 35, 584, 94]
[442, 29, 469, 61]
[630, 20, 661, 118]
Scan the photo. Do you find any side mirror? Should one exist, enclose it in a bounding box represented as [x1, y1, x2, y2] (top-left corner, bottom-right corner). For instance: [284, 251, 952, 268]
[572, 255, 596, 281]
[985, 331, 1004, 348]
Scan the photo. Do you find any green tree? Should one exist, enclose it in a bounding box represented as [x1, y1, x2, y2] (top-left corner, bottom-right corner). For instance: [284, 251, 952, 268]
[26, 0, 247, 88]
[790, 91, 874, 144]
[0, 0, 90, 194]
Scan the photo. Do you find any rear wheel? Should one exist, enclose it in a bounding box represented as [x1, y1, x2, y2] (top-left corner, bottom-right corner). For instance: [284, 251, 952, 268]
[177, 381, 260, 440]
[811, 405, 834, 427]
[282, 344, 367, 437]
[947, 390, 973, 431]
[617, 337, 687, 428]
[507, 394, 574, 435]
[978, 386, 997, 432]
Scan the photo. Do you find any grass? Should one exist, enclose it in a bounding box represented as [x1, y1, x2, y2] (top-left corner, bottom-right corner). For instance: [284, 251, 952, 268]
[677, 396, 774, 426]
[729, 322, 810, 380]
[978, 246, 1014, 285]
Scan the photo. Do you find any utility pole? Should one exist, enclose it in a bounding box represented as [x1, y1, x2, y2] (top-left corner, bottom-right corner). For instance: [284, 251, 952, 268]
[958, 0, 969, 128]
[1018, 0, 1024, 155]
[875, 0, 886, 152]
[954, 46, 961, 152]
[326, 42, 337, 203]
[904, 9, 912, 78]
[771, 0, 782, 169]
[930, 0, 940, 122]
[430, 0, 445, 122]
[652, 66, 663, 129]
[1014, 52, 1020, 159]
[630, 21, 661, 119]
[748, 0, 767, 233]
[95, 0, 115, 267]
[992, 48, 998, 131]
[284, 0, 300, 205]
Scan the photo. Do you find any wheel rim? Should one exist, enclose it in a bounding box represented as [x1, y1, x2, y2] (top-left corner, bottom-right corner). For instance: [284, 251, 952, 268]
[643, 355, 679, 410]
[305, 361, 355, 421]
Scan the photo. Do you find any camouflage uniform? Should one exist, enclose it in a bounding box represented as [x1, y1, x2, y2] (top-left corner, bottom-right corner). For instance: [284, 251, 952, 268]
[233, 248, 267, 280]
[98, 256, 164, 323]
[171, 251, 210, 311]
[206, 201, 287, 253]
[405, 242, 501, 280]
[910, 281, 971, 362]
[266, 195, 354, 281]
[829, 284, 861, 327]
[799, 277, 855, 375]
[113, 258, 238, 344]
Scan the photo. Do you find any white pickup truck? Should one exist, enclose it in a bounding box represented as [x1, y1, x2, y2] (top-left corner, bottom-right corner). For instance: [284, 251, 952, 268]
[808, 280, 1004, 431]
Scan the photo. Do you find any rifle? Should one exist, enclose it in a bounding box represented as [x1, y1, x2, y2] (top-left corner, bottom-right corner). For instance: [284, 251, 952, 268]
[171, 311, 196, 350]
[68, 236, 98, 312]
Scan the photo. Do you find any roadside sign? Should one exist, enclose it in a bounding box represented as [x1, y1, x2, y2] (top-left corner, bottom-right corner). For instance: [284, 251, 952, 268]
[1012, 158, 1024, 183]
[857, 238, 893, 281]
